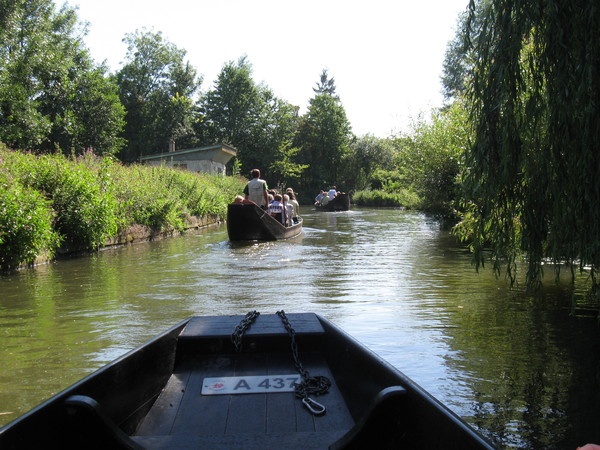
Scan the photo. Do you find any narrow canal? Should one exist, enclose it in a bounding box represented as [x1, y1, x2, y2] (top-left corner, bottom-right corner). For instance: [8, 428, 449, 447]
[1, 208, 599, 448]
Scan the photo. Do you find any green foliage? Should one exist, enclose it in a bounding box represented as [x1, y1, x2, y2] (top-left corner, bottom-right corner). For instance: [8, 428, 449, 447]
[115, 161, 245, 226]
[295, 70, 352, 192]
[231, 158, 242, 176]
[441, 8, 479, 102]
[3, 150, 119, 249]
[339, 135, 396, 192]
[393, 103, 471, 218]
[462, 0, 600, 290]
[201, 56, 259, 149]
[0, 0, 125, 155]
[105, 163, 243, 231]
[268, 142, 308, 188]
[369, 169, 409, 192]
[200, 56, 299, 175]
[0, 170, 61, 270]
[0, 147, 245, 269]
[352, 189, 421, 209]
[115, 29, 202, 161]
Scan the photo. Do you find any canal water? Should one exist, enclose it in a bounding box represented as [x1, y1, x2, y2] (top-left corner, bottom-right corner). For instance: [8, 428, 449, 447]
[0, 208, 599, 448]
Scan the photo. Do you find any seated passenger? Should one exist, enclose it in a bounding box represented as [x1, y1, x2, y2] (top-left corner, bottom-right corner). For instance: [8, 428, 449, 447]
[268, 194, 285, 224]
[233, 195, 252, 204]
[315, 190, 325, 205]
[328, 186, 337, 199]
[321, 194, 330, 206]
[283, 194, 294, 226]
[286, 191, 300, 222]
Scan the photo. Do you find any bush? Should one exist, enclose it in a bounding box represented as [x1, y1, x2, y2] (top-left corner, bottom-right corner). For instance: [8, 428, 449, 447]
[0, 172, 61, 270]
[353, 189, 422, 208]
[0, 147, 246, 267]
[18, 154, 118, 248]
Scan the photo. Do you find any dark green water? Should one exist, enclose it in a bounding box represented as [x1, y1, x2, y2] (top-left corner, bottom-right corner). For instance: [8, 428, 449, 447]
[1, 208, 599, 448]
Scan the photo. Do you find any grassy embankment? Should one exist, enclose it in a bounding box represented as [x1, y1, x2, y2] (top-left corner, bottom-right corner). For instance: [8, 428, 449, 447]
[0, 146, 246, 271]
[351, 189, 422, 208]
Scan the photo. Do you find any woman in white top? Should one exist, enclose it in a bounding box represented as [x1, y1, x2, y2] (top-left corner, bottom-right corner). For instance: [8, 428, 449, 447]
[286, 189, 300, 222]
[283, 195, 295, 226]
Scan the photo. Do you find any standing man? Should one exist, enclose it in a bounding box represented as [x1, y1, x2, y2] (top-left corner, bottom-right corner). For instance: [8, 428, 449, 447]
[244, 169, 269, 209]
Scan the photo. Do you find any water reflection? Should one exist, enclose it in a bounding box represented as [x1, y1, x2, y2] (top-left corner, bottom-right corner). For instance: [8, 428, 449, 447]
[0, 208, 599, 448]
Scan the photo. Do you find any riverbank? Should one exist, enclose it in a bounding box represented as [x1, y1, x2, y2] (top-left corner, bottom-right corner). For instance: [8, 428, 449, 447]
[352, 189, 421, 208]
[0, 147, 246, 270]
[51, 213, 222, 259]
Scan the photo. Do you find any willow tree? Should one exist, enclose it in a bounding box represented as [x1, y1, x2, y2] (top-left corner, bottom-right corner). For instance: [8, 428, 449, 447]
[461, 0, 600, 291]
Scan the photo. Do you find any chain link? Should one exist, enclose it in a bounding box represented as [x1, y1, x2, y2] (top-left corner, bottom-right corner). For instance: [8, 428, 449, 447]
[231, 310, 330, 415]
[277, 310, 331, 414]
[231, 310, 260, 352]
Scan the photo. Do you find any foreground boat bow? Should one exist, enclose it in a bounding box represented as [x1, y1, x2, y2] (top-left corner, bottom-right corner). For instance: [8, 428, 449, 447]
[0, 313, 494, 449]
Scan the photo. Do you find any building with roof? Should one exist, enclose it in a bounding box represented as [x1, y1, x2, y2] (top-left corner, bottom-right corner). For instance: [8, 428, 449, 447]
[139, 144, 237, 175]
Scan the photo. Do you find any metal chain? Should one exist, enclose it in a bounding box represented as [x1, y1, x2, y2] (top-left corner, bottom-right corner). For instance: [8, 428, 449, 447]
[230, 310, 330, 415]
[276, 310, 331, 415]
[231, 310, 260, 352]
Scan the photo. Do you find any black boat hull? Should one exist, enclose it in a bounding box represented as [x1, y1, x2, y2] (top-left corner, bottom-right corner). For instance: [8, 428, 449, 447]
[315, 193, 350, 211]
[227, 203, 303, 241]
[0, 313, 494, 449]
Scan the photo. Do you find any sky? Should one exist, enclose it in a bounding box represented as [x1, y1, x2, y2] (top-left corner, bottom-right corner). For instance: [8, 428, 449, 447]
[56, 0, 469, 138]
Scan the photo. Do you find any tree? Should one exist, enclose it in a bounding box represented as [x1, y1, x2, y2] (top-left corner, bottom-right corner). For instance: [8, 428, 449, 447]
[395, 103, 471, 217]
[340, 134, 395, 192]
[460, 0, 600, 291]
[201, 56, 260, 155]
[441, 13, 470, 102]
[268, 141, 308, 189]
[115, 29, 201, 161]
[440, 3, 486, 103]
[248, 88, 300, 173]
[200, 56, 300, 175]
[313, 68, 337, 95]
[295, 70, 352, 192]
[0, 0, 125, 155]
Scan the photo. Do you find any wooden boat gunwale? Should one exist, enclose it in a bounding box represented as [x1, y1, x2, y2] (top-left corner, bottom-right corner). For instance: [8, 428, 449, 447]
[0, 319, 189, 449]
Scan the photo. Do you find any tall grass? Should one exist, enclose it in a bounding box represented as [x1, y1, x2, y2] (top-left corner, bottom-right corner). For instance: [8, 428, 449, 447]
[0, 147, 246, 270]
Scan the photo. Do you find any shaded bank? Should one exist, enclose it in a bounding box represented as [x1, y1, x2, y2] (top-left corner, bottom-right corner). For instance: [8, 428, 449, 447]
[46, 214, 223, 263]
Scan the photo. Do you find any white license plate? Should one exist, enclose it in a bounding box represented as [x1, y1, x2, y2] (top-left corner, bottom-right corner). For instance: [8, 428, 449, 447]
[202, 374, 301, 395]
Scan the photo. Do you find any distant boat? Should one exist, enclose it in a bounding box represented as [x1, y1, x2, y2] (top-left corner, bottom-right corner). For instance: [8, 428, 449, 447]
[227, 203, 303, 241]
[0, 313, 494, 449]
[315, 192, 350, 211]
